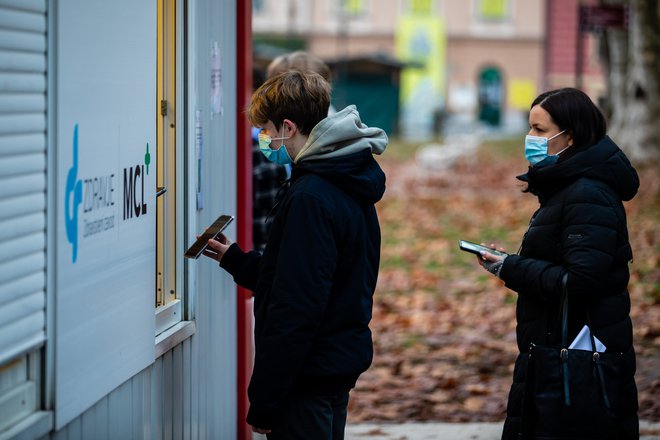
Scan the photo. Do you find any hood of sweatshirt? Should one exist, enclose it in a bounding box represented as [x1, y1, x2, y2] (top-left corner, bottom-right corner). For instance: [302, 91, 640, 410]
[295, 105, 387, 163]
[292, 105, 388, 205]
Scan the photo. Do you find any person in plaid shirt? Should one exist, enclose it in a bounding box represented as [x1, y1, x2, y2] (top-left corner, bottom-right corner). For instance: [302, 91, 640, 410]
[252, 52, 333, 252]
[252, 125, 287, 252]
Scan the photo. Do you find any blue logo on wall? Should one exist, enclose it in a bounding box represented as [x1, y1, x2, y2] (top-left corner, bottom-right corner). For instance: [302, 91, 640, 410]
[65, 124, 83, 263]
[64, 124, 147, 262]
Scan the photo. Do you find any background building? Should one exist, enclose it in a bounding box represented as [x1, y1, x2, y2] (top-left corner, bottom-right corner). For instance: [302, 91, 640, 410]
[253, 0, 607, 138]
[544, 0, 607, 101]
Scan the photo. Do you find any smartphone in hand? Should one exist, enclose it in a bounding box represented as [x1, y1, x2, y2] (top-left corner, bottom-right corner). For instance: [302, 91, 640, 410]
[458, 240, 507, 257]
[184, 215, 234, 259]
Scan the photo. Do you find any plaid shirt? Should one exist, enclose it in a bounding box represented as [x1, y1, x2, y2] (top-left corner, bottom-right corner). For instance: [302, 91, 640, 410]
[252, 137, 287, 252]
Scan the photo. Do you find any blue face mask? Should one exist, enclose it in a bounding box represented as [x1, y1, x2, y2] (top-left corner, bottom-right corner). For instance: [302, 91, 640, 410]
[258, 127, 292, 165]
[524, 129, 569, 167]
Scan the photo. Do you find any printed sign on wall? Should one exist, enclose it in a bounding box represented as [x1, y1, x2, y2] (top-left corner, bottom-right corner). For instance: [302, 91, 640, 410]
[56, 0, 156, 428]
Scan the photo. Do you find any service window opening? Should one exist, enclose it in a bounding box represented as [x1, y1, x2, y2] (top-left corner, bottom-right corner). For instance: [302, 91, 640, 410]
[156, 0, 181, 334]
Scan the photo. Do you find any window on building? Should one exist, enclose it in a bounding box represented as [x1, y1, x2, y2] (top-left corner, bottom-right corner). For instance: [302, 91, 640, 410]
[476, 0, 510, 21]
[0, 353, 42, 432]
[340, 0, 365, 17]
[156, 0, 183, 335]
[408, 0, 433, 15]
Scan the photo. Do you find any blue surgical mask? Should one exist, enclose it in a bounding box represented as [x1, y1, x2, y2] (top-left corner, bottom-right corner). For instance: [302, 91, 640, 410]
[524, 129, 569, 166]
[258, 127, 292, 165]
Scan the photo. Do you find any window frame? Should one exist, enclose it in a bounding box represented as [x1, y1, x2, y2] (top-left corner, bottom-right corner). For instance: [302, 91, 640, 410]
[0, 350, 51, 440]
[155, 0, 199, 358]
[0, 353, 39, 433]
[155, 0, 186, 337]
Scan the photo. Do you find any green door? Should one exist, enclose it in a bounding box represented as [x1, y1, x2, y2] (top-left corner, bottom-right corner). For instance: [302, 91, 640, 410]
[478, 67, 503, 126]
[332, 72, 400, 135]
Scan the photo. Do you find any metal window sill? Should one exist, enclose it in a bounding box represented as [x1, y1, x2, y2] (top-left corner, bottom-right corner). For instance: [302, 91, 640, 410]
[155, 320, 196, 358]
[0, 411, 52, 440]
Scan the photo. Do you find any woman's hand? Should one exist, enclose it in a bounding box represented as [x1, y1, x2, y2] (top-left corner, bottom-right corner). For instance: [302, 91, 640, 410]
[477, 243, 507, 276]
[201, 233, 233, 262]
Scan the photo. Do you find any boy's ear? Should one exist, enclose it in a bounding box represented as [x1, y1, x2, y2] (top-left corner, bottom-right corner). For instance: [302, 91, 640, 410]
[282, 119, 297, 137]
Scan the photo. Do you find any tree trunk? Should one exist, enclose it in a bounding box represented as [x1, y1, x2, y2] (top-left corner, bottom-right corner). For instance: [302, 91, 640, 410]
[602, 0, 660, 161]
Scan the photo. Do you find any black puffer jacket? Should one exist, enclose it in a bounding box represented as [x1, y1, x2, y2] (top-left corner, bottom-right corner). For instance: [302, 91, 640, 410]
[499, 136, 640, 439]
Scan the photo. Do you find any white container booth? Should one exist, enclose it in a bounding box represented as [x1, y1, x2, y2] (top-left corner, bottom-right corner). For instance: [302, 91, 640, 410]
[0, 0, 254, 438]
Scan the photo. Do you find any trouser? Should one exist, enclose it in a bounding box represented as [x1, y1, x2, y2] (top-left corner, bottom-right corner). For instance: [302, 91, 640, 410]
[266, 391, 350, 440]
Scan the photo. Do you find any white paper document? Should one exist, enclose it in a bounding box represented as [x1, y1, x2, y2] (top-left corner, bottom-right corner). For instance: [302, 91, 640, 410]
[568, 325, 606, 352]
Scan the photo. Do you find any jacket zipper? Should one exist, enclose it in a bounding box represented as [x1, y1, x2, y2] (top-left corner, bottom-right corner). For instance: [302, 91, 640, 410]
[518, 213, 538, 255]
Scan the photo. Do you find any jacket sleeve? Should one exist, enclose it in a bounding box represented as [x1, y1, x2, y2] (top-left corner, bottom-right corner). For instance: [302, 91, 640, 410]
[499, 254, 565, 302]
[500, 181, 620, 302]
[219, 242, 261, 291]
[246, 192, 338, 429]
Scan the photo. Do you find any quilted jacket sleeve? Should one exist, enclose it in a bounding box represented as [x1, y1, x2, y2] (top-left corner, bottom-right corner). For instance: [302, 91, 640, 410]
[500, 179, 621, 302]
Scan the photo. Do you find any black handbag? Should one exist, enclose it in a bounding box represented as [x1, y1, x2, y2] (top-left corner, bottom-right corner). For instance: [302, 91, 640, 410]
[520, 275, 629, 439]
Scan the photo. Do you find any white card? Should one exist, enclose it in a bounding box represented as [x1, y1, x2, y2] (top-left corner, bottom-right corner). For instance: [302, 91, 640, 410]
[568, 325, 606, 352]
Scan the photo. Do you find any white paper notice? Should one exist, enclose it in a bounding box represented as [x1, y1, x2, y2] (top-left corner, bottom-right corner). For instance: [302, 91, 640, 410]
[569, 325, 606, 352]
[211, 41, 223, 116]
[195, 110, 204, 210]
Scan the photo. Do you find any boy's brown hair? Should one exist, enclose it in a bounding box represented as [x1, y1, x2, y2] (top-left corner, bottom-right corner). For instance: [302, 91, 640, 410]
[248, 70, 331, 135]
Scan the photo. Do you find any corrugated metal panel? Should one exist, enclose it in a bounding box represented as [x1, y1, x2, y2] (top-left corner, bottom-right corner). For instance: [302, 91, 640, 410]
[0, 174, 46, 199]
[172, 344, 183, 439]
[131, 368, 147, 440]
[0, 0, 46, 367]
[0, 8, 46, 32]
[0, 193, 45, 221]
[51, 320, 235, 439]
[107, 380, 132, 440]
[0, 133, 46, 155]
[149, 357, 164, 440]
[0, 52, 47, 73]
[0, 152, 45, 177]
[182, 337, 192, 440]
[0, 30, 46, 52]
[0, 0, 45, 13]
[0, 113, 47, 133]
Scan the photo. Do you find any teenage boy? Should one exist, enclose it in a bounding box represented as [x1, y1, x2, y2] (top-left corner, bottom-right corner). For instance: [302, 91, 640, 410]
[203, 70, 387, 439]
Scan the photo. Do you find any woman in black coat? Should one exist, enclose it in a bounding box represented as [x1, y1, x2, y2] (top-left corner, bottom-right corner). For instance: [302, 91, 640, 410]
[478, 88, 639, 439]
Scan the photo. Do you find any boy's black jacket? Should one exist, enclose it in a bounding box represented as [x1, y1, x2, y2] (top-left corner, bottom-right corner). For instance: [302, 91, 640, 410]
[221, 149, 385, 429]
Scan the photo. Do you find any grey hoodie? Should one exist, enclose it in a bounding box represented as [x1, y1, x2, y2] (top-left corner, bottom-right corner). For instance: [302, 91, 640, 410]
[294, 105, 388, 163]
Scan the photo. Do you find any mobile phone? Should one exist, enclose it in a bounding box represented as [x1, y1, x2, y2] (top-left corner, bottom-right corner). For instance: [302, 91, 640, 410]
[184, 215, 234, 259]
[458, 240, 507, 257]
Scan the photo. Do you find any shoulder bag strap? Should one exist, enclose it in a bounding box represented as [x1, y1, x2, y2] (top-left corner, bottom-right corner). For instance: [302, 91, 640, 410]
[560, 273, 571, 407]
[587, 312, 612, 410]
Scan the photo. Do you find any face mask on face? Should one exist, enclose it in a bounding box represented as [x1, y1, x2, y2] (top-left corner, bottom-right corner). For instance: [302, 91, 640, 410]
[258, 125, 292, 165]
[524, 129, 569, 167]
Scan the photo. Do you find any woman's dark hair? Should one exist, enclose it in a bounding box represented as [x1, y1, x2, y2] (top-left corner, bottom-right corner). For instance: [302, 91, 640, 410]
[531, 88, 607, 161]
